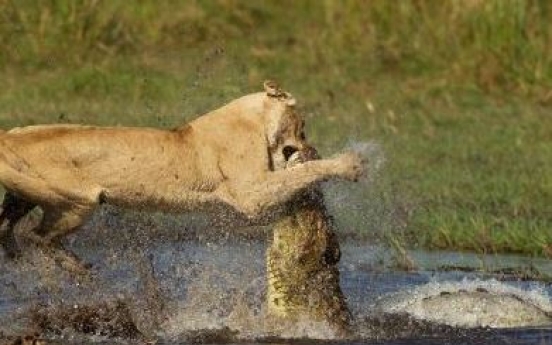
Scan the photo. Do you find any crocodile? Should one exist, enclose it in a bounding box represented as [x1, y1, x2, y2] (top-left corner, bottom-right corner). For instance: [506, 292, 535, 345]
[266, 148, 352, 336]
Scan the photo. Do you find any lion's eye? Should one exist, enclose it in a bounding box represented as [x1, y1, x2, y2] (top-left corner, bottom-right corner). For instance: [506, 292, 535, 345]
[299, 132, 306, 140]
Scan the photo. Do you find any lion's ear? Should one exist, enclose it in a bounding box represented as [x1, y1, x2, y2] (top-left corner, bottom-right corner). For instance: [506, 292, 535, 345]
[263, 80, 296, 106]
[264, 80, 281, 97]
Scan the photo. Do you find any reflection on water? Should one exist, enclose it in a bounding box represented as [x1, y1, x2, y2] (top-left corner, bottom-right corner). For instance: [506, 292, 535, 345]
[0, 212, 551, 345]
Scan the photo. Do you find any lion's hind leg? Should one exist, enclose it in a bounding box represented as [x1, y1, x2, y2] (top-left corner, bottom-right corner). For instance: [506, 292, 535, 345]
[26, 204, 96, 274]
[0, 192, 36, 259]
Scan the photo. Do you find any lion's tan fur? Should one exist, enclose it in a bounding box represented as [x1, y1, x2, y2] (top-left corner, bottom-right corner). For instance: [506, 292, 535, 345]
[0, 82, 362, 267]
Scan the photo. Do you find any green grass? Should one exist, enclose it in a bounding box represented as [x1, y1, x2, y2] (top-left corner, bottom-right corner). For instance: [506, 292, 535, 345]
[0, 1, 551, 256]
[384, 92, 552, 256]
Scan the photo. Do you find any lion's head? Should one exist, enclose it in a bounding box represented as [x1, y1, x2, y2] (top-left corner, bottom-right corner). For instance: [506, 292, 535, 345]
[263, 80, 315, 171]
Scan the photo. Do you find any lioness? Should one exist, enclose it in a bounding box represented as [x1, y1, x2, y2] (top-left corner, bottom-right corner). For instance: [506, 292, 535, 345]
[0, 81, 362, 268]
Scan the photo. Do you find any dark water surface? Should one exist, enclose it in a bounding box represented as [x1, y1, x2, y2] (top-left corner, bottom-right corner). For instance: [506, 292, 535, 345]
[0, 213, 551, 345]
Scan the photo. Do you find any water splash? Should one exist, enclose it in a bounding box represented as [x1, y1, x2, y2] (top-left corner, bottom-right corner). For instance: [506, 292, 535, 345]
[3, 229, 551, 344]
[376, 278, 552, 328]
[347, 140, 386, 184]
[322, 140, 394, 241]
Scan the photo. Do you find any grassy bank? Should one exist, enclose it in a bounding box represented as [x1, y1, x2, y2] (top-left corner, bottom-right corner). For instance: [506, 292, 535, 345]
[0, 1, 551, 256]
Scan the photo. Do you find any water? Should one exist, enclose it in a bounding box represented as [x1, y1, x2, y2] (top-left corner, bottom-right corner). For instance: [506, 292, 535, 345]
[0, 213, 551, 345]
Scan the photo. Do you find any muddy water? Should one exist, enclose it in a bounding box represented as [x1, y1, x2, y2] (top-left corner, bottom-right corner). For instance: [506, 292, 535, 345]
[0, 211, 551, 345]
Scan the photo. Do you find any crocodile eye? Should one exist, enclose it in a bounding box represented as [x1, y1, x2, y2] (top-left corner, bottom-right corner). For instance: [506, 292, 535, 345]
[282, 146, 298, 161]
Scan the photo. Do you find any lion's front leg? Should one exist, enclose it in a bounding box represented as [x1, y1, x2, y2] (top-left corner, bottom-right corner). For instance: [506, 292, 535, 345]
[220, 152, 364, 218]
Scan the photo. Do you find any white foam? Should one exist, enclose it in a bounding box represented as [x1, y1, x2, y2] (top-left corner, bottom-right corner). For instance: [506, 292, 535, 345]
[376, 279, 552, 328]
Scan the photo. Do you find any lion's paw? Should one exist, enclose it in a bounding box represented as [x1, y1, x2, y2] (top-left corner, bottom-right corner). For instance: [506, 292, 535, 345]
[335, 152, 365, 182]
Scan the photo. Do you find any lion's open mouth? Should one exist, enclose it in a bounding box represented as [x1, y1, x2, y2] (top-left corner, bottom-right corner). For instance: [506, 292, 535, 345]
[286, 146, 320, 167]
[282, 146, 298, 161]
